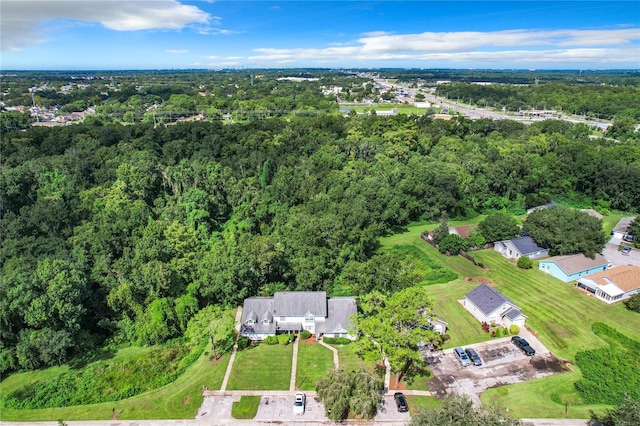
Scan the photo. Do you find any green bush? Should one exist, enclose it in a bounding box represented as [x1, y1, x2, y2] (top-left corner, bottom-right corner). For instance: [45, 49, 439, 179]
[300, 330, 311, 339]
[278, 334, 292, 345]
[517, 256, 533, 269]
[509, 324, 520, 335]
[236, 336, 250, 350]
[263, 336, 278, 345]
[623, 293, 640, 313]
[323, 337, 351, 345]
[574, 323, 640, 404]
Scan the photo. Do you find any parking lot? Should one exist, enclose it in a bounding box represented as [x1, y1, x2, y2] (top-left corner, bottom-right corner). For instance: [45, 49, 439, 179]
[254, 395, 327, 421]
[424, 338, 568, 404]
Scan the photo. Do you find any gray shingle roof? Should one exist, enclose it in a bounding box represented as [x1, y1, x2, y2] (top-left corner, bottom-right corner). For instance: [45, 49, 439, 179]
[511, 236, 545, 255]
[465, 284, 519, 316]
[273, 291, 327, 317]
[542, 253, 608, 275]
[503, 307, 524, 320]
[316, 297, 356, 334]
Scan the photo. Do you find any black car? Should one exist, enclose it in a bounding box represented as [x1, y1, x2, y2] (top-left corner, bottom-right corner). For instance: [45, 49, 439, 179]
[465, 348, 483, 366]
[512, 335, 535, 356]
[394, 392, 409, 412]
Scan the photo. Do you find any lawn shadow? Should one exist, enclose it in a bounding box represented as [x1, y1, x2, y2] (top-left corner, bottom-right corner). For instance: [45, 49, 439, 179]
[68, 349, 117, 370]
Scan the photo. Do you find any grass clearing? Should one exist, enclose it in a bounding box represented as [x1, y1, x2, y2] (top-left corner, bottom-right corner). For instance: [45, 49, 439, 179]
[328, 343, 369, 372]
[0, 350, 229, 421]
[226, 343, 292, 390]
[296, 340, 334, 390]
[406, 395, 442, 415]
[231, 396, 261, 419]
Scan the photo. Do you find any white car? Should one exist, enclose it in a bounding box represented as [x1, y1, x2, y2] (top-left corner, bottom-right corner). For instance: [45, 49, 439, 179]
[293, 392, 305, 415]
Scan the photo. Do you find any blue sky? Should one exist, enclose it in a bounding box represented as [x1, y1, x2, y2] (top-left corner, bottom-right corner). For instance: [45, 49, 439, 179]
[2, 1, 639, 70]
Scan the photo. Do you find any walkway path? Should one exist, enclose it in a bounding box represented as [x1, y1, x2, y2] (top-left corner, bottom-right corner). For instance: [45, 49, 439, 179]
[220, 306, 243, 391]
[318, 339, 339, 367]
[290, 335, 299, 391]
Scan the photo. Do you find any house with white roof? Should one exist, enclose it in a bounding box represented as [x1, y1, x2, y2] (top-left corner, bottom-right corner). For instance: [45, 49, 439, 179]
[463, 284, 526, 328]
[240, 292, 357, 341]
[494, 236, 548, 260]
[576, 266, 640, 304]
[539, 253, 609, 282]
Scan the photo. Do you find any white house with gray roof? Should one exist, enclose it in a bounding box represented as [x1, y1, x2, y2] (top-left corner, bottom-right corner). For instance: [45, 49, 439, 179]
[494, 236, 548, 260]
[463, 284, 526, 328]
[240, 291, 357, 341]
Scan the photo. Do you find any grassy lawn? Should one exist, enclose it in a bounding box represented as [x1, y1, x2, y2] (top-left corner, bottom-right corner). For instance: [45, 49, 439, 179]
[0, 350, 229, 421]
[295, 340, 334, 391]
[231, 396, 261, 419]
[379, 218, 640, 418]
[406, 395, 442, 415]
[226, 343, 292, 390]
[328, 343, 369, 372]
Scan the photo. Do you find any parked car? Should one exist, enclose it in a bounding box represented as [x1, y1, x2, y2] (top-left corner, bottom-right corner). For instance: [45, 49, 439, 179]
[623, 234, 636, 243]
[622, 246, 632, 255]
[454, 346, 471, 367]
[465, 348, 482, 366]
[293, 392, 305, 415]
[394, 392, 409, 412]
[512, 336, 536, 356]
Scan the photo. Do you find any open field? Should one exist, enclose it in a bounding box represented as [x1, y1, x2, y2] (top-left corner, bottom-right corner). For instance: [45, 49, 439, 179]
[296, 340, 334, 390]
[226, 344, 293, 391]
[0, 350, 229, 421]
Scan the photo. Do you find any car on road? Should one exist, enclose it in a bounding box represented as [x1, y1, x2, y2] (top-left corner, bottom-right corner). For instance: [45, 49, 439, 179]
[512, 336, 536, 356]
[293, 392, 305, 415]
[622, 246, 632, 255]
[394, 392, 408, 412]
[454, 346, 471, 367]
[465, 348, 482, 366]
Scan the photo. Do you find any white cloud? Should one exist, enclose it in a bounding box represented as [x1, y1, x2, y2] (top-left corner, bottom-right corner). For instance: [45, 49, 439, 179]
[166, 49, 188, 54]
[1, 0, 211, 52]
[225, 56, 244, 60]
[203, 55, 219, 60]
[247, 28, 640, 66]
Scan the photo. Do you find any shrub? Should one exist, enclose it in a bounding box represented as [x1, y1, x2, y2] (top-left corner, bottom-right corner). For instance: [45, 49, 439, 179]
[491, 330, 497, 337]
[517, 256, 533, 269]
[278, 334, 292, 345]
[624, 293, 640, 313]
[263, 335, 278, 345]
[236, 336, 250, 350]
[481, 322, 490, 333]
[300, 330, 311, 339]
[323, 337, 351, 345]
[509, 324, 520, 335]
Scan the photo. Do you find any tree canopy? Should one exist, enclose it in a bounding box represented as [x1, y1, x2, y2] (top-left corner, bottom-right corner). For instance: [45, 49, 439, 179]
[523, 205, 607, 257]
[478, 213, 520, 243]
[315, 367, 382, 421]
[408, 394, 522, 426]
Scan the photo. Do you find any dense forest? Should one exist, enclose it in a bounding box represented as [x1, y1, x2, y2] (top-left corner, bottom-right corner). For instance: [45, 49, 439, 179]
[2, 106, 640, 373]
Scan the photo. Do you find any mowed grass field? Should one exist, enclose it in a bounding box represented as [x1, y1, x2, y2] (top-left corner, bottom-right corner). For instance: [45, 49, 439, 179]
[0, 350, 229, 421]
[295, 340, 335, 390]
[380, 219, 638, 418]
[226, 343, 293, 390]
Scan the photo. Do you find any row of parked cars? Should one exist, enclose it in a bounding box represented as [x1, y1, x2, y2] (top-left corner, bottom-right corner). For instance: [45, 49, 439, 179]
[454, 346, 482, 367]
[454, 336, 536, 367]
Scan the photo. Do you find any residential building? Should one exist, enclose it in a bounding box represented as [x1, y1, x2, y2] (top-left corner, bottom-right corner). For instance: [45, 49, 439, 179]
[240, 292, 357, 341]
[539, 253, 609, 282]
[463, 284, 526, 328]
[576, 266, 640, 304]
[494, 236, 548, 260]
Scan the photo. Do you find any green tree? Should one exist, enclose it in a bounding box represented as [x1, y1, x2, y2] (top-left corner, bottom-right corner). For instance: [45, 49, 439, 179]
[438, 234, 468, 255]
[623, 294, 640, 313]
[524, 205, 606, 257]
[409, 393, 522, 426]
[357, 287, 438, 383]
[478, 213, 520, 243]
[432, 222, 450, 245]
[316, 367, 382, 421]
[589, 395, 640, 426]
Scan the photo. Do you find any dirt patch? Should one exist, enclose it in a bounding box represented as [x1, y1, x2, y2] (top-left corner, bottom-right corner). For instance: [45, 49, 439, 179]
[389, 378, 408, 390]
[464, 277, 496, 285]
[530, 355, 571, 373]
[300, 338, 317, 346]
[111, 409, 122, 420]
[183, 396, 190, 405]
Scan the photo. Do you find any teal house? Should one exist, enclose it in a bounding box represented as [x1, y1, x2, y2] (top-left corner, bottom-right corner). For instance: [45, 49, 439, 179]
[538, 253, 609, 282]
